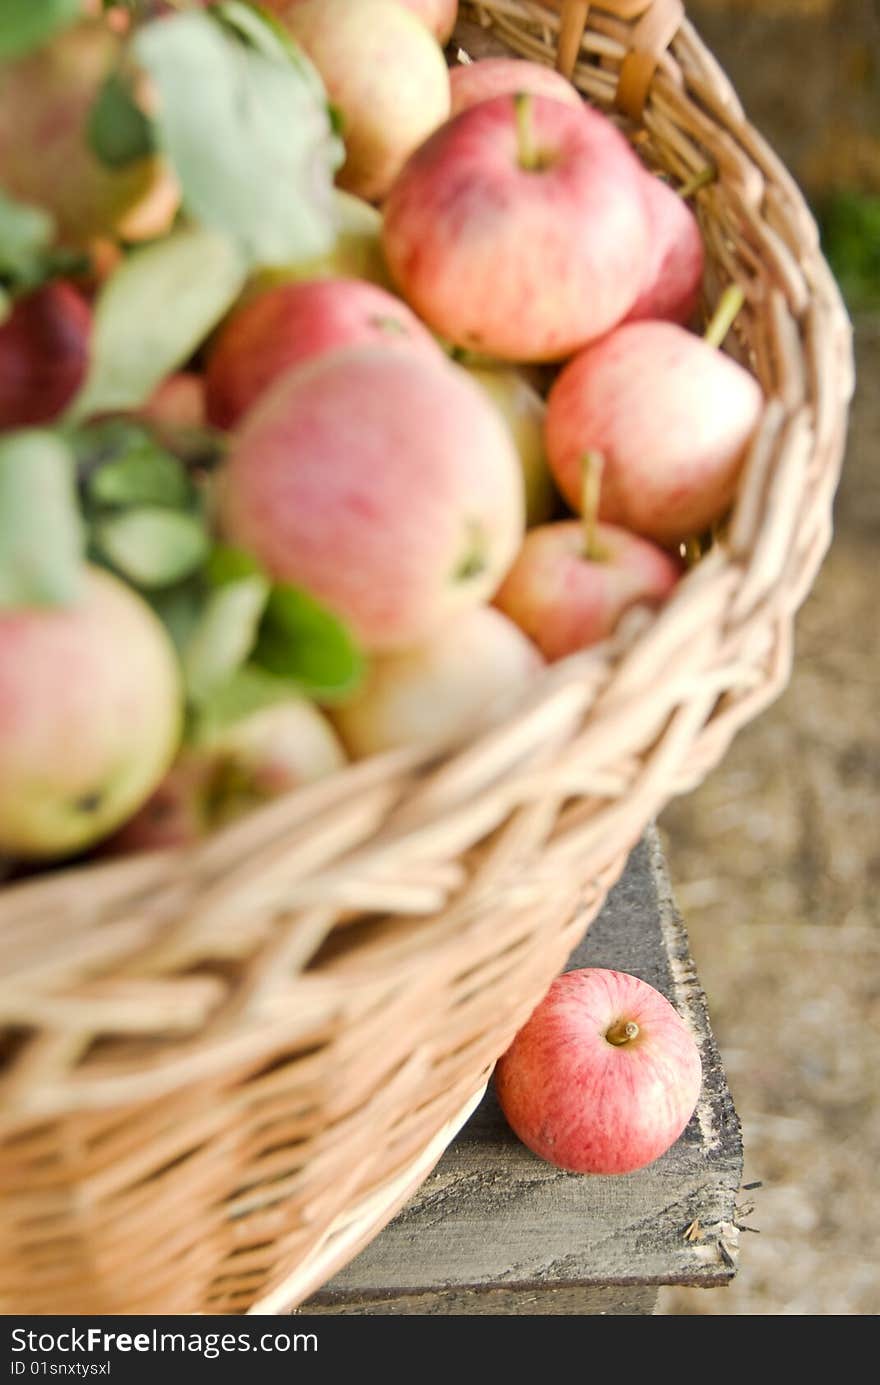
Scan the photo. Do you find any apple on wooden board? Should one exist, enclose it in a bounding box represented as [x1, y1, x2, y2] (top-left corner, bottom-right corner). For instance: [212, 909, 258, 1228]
[546, 316, 764, 546]
[382, 93, 649, 361]
[495, 968, 703, 1175]
[332, 605, 542, 757]
[0, 282, 91, 430]
[625, 172, 705, 326]
[205, 278, 445, 430]
[449, 56, 583, 117]
[0, 567, 182, 860]
[217, 347, 525, 651]
[279, 0, 451, 203]
[107, 699, 346, 853]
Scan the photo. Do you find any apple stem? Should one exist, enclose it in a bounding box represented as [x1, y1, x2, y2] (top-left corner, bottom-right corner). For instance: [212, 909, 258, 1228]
[704, 283, 746, 349]
[606, 1019, 640, 1047]
[581, 452, 607, 563]
[515, 92, 540, 172]
[678, 164, 717, 199]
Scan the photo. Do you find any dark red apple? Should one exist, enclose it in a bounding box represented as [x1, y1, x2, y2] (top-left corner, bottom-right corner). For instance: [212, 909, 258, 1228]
[0, 282, 91, 429]
[495, 968, 703, 1175]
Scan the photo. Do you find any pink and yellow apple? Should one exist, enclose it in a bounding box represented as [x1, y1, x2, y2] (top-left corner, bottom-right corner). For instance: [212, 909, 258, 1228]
[205, 278, 445, 430]
[217, 347, 525, 650]
[0, 567, 182, 859]
[546, 321, 764, 545]
[279, 0, 450, 202]
[382, 93, 649, 360]
[332, 605, 542, 756]
[0, 20, 175, 248]
[495, 520, 681, 661]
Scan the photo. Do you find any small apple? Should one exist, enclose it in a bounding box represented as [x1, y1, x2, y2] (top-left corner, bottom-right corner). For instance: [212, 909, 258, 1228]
[464, 364, 557, 527]
[449, 56, 583, 118]
[218, 347, 525, 650]
[546, 315, 764, 545]
[0, 282, 91, 430]
[279, 0, 450, 203]
[494, 518, 681, 660]
[205, 278, 445, 429]
[332, 605, 542, 756]
[382, 93, 649, 361]
[625, 173, 704, 326]
[0, 566, 182, 860]
[495, 968, 703, 1175]
[107, 698, 346, 853]
[253, 190, 392, 293]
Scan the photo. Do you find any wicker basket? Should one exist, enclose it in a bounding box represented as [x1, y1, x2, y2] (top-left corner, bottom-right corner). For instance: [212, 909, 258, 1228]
[0, 0, 853, 1316]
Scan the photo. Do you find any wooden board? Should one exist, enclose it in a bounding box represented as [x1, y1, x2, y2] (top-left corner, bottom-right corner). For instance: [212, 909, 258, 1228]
[303, 832, 744, 1314]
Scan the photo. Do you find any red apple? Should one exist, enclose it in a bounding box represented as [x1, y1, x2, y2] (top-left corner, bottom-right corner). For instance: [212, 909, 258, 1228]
[0, 282, 91, 429]
[217, 347, 525, 650]
[495, 519, 680, 661]
[546, 320, 764, 545]
[625, 173, 704, 325]
[382, 93, 649, 361]
[495, 968, 703, 1175]
[0, 567, 182, 860]
[279, 0, 450, 202]
[205, 278, 444, 430]
[449, 56, 583, 118]
[332, 605, 542, 756]
[107, 698, 346, 853]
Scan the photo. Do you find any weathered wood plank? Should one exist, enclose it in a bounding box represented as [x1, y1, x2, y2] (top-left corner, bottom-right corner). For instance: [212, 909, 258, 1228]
[305, 831, 743, 1313]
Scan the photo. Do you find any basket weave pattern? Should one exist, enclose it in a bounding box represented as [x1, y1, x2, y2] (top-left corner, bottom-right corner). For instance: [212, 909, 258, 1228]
[0, 0, 854, 1315]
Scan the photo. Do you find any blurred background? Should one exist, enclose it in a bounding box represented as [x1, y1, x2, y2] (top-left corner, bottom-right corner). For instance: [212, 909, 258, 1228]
[656, 0, 879, 1315]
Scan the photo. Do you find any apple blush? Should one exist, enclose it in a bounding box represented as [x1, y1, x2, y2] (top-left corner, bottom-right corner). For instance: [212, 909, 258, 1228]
[382, 92, 649, 361]
[494, 968, 703, 1175]
[217, 347, 525, 651]
[546, 294, 764, 546]
[205, 278, 445, 429]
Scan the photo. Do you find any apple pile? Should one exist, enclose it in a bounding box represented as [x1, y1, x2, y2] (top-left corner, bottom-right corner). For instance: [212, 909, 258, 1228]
[0, 0, 764, 870]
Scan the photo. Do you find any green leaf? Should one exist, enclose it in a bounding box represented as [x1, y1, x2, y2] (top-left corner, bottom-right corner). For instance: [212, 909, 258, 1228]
[183, 572, 270, 703]
[133, 10, 340, 267]
[94, 507, 210, 588]
[68, 226, 246, 421]
[191, 663, 297, 742]
[88, 445, 191, 510]
[148, 580, 204, 656]
[0, 190, 55, 287]
[204, 543, 266, 586]
[88, 71, 156, 171]
[0, 431, 84, 609]
[0, 0, 80, 61]
[253, 584, 364, 702]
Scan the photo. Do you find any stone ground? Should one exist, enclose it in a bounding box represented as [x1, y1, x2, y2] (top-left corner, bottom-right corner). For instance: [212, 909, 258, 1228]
[654, 1, 879, 1316]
